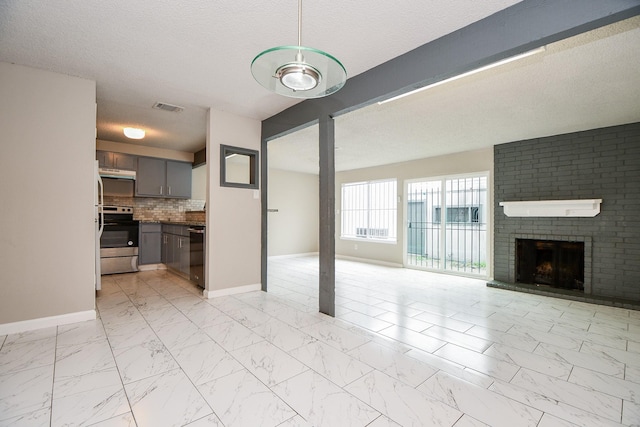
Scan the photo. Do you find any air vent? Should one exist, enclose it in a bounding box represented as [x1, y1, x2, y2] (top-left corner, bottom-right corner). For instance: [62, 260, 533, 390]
[152, 102, 184, 113]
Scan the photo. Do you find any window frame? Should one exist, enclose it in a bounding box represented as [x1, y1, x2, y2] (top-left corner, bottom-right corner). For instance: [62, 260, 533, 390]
[340, 178, 398, 243]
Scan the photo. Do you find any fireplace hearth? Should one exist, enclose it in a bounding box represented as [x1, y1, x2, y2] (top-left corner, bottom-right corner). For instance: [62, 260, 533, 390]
[516, 239, 584, 291]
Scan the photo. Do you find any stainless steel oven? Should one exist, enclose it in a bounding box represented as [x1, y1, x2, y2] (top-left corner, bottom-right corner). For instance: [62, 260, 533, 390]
[100, 206, 139, 274]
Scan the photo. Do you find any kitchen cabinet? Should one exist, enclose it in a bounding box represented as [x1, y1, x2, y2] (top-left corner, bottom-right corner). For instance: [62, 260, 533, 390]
[97, 151, 136, 171]
[162, 224, 190, 277]
[137, 157, 192, 198]
[139, 223, 162, 265]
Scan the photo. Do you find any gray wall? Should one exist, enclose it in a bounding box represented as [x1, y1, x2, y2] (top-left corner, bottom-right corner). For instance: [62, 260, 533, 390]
[494, 122, 640, 301]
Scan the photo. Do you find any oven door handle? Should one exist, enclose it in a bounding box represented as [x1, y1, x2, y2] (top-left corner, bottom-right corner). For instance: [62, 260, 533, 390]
[98, 173, 105, 238]
[188, 228, 205, 234]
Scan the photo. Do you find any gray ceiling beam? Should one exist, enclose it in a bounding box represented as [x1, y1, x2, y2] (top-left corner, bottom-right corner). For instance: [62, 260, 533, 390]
[262, 0, 640, 139]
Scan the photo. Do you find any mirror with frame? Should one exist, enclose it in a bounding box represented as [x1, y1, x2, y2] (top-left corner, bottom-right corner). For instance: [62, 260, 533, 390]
[220, 145, 259, 189]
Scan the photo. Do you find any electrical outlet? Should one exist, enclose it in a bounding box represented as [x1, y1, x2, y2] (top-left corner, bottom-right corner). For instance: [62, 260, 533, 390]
[178, 206, 184, 212]
[354, 244, 358, 250]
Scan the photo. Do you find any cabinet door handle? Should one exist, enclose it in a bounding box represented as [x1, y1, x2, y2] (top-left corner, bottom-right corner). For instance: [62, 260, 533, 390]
[160, 185, 163, 195]
[168, 186, 172, 195]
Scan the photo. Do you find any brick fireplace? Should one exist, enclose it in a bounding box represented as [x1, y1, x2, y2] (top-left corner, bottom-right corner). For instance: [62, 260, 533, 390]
[492, 122, 640, 305]
[516, 237, 586, 291]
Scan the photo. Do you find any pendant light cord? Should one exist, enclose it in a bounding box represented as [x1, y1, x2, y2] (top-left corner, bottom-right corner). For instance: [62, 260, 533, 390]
[297, 0, 302, 47]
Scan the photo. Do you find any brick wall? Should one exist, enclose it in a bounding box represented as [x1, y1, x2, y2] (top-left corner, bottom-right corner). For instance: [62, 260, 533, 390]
[104, 196, 205, 222]
[494, 122, 640, 302]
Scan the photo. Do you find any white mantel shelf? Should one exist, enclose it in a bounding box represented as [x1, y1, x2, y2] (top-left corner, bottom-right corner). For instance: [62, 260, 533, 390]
[499, 199, 602, 217]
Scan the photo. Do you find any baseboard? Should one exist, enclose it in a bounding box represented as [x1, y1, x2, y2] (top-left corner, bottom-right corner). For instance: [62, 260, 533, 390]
[268, 252, 319, 260]
[0, 310, 97, 335]
[204, 283, 261, 299]
[138, 263, 167, 271]
[335, 255, 403, 268]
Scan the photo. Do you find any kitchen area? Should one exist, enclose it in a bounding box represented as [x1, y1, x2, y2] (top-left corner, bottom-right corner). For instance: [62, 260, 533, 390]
[96, 147, 207, 290]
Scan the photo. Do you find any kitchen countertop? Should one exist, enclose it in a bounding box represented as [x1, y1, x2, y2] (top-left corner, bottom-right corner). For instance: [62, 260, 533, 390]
[162, 221, 206, 227]
[139, 220, 206, 227]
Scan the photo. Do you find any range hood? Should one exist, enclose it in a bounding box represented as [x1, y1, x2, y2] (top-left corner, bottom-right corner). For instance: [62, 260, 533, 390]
[99, 168, 136, 180]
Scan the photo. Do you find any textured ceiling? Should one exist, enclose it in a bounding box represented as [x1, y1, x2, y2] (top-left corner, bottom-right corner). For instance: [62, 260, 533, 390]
[269, 16, 640, 174]
[0, 0, 522, 153]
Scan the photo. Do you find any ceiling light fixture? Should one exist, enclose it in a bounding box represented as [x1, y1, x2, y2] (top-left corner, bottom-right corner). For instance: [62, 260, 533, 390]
[378, 46, 546, 105]
[123, 127, 145, 139]
[251, 0, 347, 98]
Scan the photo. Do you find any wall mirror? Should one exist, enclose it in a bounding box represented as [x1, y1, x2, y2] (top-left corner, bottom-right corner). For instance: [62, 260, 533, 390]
[220, 145, 259, 189]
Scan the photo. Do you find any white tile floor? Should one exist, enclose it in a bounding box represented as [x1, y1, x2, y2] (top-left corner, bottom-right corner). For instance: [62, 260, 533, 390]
[1, 255, 639, 426]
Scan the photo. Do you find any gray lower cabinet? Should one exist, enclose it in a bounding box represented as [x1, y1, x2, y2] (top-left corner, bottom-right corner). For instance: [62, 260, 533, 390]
[162, 225, 190, 277]
[137, 157, 192, 198]
[162, 233, 177, 270]
[139, 223, 162, 265]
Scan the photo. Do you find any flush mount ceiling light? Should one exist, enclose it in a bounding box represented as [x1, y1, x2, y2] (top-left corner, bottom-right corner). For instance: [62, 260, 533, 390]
[251, 0, 346, 99]
[123, 127, 145, 139]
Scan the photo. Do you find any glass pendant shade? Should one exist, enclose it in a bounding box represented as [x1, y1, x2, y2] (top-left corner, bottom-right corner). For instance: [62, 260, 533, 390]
[251, 46, 346, 98]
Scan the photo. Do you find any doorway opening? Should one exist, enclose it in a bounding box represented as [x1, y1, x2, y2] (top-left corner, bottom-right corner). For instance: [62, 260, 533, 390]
[406, 174, 489, 277]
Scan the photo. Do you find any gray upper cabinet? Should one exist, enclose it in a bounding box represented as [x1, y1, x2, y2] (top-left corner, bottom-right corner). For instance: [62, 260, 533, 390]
[166, 161, 192, 198]
[136, 157, 166, 196]
[136, 157, 192, 198]
[97, 151, 136, 170]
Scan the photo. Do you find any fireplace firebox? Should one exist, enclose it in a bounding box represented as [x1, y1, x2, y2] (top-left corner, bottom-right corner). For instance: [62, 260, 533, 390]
[516, 239, 584, 291]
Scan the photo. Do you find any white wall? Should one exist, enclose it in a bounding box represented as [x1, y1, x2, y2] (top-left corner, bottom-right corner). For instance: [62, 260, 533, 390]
[0, 62, 96, 327]
[191, 164, 206, 201]
[205, 109, 261, 297]
[335, 148, 494, 268]
[268, 169, 319, 256]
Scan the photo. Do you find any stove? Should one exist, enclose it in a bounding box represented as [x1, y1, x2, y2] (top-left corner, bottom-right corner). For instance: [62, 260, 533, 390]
[100, 206, 139, 274]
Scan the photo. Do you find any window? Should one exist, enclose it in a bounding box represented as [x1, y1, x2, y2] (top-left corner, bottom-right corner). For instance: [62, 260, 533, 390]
[341, 179, 397, 242]
[434, 206, 482, 223]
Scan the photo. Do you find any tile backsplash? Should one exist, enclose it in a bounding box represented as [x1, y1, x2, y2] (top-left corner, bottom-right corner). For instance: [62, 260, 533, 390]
[104, 197, 205, 222]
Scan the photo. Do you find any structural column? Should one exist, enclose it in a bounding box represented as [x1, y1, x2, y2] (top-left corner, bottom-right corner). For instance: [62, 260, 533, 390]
[318, 115, 335, 316]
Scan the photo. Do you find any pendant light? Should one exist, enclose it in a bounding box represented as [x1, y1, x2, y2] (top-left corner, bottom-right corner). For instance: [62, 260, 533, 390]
[251, 0, 347, 98]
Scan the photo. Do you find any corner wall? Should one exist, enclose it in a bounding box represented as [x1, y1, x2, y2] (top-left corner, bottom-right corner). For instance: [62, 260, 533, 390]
[494, 122, 640, 301]
[0, 62, 96, 328]
[205, 109, 261, 297]
[267, 169, 319, 257]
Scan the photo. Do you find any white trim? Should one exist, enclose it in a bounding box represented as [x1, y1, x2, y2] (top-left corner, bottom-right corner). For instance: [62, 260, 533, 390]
[340, 237, 397, 245]
[499, 199, 602, 217]
[204, 283, 261, 299]
[137, 263, 167, 271]
[138, 264, 167, 271]
[336, 255, 403, 268]
[267, 252, 318, 260]
[0, 310, 96, 335]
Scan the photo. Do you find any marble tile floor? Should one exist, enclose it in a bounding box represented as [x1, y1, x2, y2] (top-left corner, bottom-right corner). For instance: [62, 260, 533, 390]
[1, 255, 639, 426]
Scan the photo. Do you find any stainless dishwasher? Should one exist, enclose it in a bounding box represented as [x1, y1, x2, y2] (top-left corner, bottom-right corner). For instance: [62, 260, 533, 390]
[188, 225, 205, 288]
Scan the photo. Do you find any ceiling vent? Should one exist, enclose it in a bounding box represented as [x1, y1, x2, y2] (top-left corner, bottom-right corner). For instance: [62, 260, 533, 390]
[152, 102, 184, 113]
